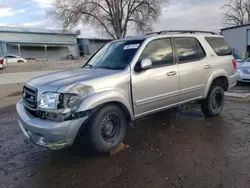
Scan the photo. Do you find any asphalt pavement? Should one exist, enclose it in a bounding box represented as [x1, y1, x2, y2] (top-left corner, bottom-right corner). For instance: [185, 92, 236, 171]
[1, 83, 250, 187]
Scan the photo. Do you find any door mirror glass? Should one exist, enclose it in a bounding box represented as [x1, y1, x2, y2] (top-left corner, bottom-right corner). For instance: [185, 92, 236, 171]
[140, 58, 152, 70]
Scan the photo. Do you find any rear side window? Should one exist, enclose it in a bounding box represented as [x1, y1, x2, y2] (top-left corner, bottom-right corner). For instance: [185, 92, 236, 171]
[175, 37, 205, 63]
[205, 37, 232, 56]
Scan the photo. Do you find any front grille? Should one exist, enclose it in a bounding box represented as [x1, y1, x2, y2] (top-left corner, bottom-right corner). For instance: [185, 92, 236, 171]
[25, 107, 38, 117]
[243, 69, 250, 74]
[23, 86, 37, 108]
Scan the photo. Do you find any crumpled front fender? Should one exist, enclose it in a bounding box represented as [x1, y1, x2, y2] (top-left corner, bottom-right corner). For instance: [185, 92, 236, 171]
[77, 90, 134, 120]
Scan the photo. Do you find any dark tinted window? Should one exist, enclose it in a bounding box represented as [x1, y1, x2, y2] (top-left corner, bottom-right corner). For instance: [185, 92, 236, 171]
[5, 56, 15, 58]
[87, 40, 143, 70]
[175, 38, 203, 63]
[205, 37, 232, 56]
[140, 38, 173, 67]
[233, 54, 242, 60]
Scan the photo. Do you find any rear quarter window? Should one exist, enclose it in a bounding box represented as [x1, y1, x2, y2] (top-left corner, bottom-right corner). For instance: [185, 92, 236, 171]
[205, 37, 232, 56]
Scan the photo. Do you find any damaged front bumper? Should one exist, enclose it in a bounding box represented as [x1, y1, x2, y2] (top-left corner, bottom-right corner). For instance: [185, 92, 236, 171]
[16, 100, 88, 150]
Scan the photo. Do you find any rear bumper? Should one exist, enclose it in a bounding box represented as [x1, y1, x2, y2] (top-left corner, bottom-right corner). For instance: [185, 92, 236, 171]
[16, 100, 88, 150]
[237, 72, 250, 83]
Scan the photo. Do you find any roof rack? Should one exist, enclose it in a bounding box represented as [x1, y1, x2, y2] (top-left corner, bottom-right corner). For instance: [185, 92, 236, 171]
[145, 30, 217, 36]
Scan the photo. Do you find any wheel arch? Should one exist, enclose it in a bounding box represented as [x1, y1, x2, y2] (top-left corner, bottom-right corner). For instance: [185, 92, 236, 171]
[204, 70, 229, 98]
[77, 90, 134, 122]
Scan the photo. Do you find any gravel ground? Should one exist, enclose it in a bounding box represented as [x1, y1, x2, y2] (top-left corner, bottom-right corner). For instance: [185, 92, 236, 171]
[0, 60, 87, 74]
[0, 84, 250, 188]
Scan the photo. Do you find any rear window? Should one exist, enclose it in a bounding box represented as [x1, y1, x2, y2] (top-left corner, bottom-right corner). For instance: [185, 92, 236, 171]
[233, 54, 242, 60]
[205, 37, 232, 56]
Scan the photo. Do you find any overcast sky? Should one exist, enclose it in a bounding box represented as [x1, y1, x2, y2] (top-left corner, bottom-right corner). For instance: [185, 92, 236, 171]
[0, 0, 229, 38]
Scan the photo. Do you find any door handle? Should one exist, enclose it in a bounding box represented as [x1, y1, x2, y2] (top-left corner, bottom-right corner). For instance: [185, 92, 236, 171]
[166, 71, 177, 76]
[204, 65, 212, 69]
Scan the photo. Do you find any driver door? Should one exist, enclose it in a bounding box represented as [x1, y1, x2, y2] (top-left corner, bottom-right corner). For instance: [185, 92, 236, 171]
[131, 38, 180, 118]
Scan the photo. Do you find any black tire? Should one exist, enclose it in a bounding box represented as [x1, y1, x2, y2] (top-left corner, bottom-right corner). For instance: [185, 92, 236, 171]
[17, 60, 24, 63]
[201, 86, 225, 117]
[86, 105, 127, 153]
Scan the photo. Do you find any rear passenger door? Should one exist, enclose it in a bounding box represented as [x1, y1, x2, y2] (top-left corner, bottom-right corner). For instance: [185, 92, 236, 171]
[174, 37, 212, 102]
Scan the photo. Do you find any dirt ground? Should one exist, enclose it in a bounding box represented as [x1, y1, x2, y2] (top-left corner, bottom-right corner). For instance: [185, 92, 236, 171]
[1, 84, 250, 188]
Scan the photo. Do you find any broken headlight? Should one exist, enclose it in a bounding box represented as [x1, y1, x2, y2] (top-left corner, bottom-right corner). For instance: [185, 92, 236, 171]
[38, 92, 79, 110]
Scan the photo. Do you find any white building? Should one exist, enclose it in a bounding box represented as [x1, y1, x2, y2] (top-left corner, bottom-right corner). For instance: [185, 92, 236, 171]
[221, 24, 250, 60]
[0, 26, 79, 61]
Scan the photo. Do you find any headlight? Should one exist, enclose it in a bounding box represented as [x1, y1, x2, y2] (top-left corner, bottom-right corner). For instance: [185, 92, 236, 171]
[57, 93, 79, 110]
[38, 92, 59, 110]
[38, 92, 79, 110]
[237, 68, 242, 73]
[38, 85, 91, 111]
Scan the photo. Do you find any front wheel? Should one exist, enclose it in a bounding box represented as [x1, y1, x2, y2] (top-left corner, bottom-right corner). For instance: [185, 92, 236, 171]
[86, 105, 127, 153]
[201, 86, 225, 117]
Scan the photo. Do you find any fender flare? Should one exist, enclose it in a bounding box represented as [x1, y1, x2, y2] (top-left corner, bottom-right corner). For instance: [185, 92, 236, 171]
[203, 69, 229, 97]
[77, 90, 134, 120]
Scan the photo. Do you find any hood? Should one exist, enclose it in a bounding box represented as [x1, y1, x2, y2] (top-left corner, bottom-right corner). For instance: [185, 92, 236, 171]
[27, 68, 120, 96]
[242, 61, 250, 68]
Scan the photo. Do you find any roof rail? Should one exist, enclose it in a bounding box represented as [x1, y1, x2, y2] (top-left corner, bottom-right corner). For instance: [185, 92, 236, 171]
[145, 30, 217, 36]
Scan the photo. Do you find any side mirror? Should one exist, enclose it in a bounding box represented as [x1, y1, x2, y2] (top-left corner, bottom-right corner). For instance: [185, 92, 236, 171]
[140, 58, 152, 70]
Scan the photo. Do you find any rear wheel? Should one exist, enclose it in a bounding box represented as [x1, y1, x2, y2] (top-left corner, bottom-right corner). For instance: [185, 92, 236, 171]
[201, 86, 225, 117]
[86, 105, 127, 153]
[17, 60, 24, 63]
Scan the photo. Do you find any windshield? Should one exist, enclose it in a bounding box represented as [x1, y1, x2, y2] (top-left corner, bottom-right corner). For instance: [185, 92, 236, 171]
[85, 40, 143, 70]
[246, 58, 250, 62]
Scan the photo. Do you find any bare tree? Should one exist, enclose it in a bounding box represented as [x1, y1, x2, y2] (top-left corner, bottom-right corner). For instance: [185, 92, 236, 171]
[221, 0, 250, 26]
[50, 0, 168, 39]
[243, 0, 250, 23]
[222, 0, 246, 26]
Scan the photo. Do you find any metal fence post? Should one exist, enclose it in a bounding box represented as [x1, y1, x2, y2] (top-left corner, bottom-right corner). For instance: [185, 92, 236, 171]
[44, 45, 48, 61]
[18, 44, 21, 56]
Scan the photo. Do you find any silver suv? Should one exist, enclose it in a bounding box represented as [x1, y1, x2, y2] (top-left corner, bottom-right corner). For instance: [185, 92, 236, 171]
[16, 30, 237, 152]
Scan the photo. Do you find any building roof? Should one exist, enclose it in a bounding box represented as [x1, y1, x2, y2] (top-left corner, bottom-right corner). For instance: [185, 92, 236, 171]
[0, 26, 79, 36]
[7, 41, 77, 46]
[78, 38, 112, 42]
[221, 24, 250, 31]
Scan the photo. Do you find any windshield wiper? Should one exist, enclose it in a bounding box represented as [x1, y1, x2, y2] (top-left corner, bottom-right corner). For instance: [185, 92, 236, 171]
[97, 66, 123, 70]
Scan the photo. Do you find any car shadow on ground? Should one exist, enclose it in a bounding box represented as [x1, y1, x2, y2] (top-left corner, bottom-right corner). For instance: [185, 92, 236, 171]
[22, 106, 228, 187]
[3, 102, 245, 188]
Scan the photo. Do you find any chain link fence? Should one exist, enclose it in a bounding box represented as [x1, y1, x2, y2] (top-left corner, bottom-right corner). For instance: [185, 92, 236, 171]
[0, 51, 89, 74]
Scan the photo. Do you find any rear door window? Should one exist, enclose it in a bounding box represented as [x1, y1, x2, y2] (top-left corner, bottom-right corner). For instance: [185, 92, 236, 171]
[205, 37, 232, 56]
[175, 37, 205, 63]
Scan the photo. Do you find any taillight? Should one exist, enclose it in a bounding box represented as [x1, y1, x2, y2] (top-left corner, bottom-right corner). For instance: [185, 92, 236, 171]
[232, 59, 236, 69]
[0, 59, 3, 64]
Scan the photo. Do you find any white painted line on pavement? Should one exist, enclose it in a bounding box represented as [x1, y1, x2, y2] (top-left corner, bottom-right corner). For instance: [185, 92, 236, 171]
[0, 70, 61, 85]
